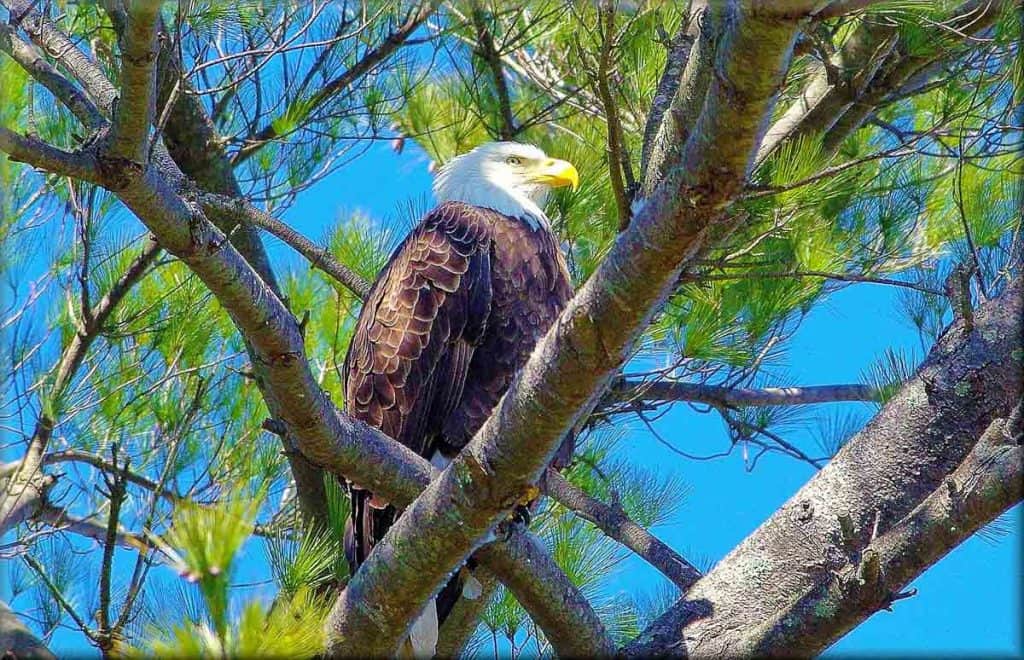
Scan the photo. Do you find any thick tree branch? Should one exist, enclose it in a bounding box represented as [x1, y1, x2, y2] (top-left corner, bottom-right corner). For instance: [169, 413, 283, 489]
[233, 0, 442, 165]
[756, 16, 898, 165]
[639, 14, 694, 184]
[475, 532, 616, 656]
[640, 2, 711, 195]
[0, 600, 56, 660]
[0, 23, 104, 129]
[325, 4, 803, 654]
[107, 0, 162, 164]
[0, 127, 103, 180]
[625, 276, 1022, 656]
[613, 380, 880, 408]
[544, 469, 702, 590]
[196, 192, 372, 300]
[4, 0, 119, 110]
[749, 412, 1022, 656]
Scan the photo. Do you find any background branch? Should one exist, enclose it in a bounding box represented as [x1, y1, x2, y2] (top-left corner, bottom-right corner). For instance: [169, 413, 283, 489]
[543, 469, 702, 590]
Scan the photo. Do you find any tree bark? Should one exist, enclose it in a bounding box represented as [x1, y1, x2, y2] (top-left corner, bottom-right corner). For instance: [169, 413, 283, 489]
[625, 276, 1023, 656]
[0, 601, 55, 660]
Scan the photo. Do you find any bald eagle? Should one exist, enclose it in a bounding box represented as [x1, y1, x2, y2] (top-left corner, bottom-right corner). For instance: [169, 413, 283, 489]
[343, 142, 578, 654]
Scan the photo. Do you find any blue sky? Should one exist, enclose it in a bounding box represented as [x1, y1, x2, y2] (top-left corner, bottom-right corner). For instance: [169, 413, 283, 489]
[12, 139, 1020, 656]
[279, 141, 1021, 655]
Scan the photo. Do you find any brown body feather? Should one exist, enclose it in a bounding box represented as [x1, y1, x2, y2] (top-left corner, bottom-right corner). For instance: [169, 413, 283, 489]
[342, 200, 572, 621]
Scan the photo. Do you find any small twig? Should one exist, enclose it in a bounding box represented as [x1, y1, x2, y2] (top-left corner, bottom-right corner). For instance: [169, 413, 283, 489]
[544, 469, 702, 590]
[96, 444, 130, 656]
[22, 553, 98, 642]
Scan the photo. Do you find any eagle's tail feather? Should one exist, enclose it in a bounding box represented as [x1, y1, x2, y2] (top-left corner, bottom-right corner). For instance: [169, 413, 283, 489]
[403, 599, 439, 659]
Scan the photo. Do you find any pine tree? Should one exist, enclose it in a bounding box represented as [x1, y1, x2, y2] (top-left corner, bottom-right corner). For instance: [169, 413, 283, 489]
[0, 1, 1019, 657]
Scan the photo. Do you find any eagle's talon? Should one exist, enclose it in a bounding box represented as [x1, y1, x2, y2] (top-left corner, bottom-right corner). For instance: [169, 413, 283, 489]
[516, 484, 540, 507]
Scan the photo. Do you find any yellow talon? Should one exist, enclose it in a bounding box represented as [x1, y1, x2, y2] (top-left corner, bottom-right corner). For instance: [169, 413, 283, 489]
[517, 484, 540, 506]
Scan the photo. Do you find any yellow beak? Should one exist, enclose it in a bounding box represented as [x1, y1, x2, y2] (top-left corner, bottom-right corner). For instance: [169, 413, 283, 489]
[532, 158, 579, 191]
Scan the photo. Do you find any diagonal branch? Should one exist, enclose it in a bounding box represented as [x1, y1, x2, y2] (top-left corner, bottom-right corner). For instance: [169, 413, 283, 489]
[107, 0, 162, 163]
[324, 3, 805, 654]
[475, 531, 616, 656]
[0, 600, 56, 660]
[625, 276, 1022, 656]
[748, 410, 1022, 655]
[196, 192, 372, 300]
[639, 13, 694, 184]
[543, 469, 702, 591]
[41, 450, 181, 504]
[0, 23, 104, 129]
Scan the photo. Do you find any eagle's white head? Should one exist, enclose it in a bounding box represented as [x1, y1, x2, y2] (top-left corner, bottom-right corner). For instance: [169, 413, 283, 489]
[433, 142, 579, 230]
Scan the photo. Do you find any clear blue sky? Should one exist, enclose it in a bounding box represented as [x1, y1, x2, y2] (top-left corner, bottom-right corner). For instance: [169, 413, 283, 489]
[19, 140, 1021, 656]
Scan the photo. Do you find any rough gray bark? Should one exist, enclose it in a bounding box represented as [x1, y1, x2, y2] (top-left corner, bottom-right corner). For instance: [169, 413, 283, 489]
[0, 601, 55, 660]
[625, 276, 1023, 656]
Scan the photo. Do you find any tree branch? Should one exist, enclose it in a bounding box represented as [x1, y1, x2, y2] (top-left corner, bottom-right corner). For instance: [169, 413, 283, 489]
[639, 13, 694, 185]
[748, 410, 1022, 656]
[41, 449, 180, 503]
[3, 0, 119, 111]
[0, 23, 104, 129]
[594, 2, 632, 230]
[640, 1, 712, 195]
[0, 600, 56, 660]
[196, 192, 372, 300]
[625, 276, 1022, 656]
[471, 3, 517, 140]
[107, 0, 162, 163]
[33, 502, 151, 554]
[475, 532, 616, 656]
[434, 569, 498, 657]
[613, 380, 880, 408]
[543, 469, 702, 590]
[757, 0, 1002, 165]
[0, 127, 103, 181]
[325, 4, 803, 653]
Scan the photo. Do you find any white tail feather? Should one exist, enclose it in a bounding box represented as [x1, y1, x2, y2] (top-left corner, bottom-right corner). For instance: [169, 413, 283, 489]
[406, 599, 438, 659]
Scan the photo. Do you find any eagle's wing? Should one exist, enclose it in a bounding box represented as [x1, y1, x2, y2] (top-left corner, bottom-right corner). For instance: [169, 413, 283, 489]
[343, 202, 492, 567]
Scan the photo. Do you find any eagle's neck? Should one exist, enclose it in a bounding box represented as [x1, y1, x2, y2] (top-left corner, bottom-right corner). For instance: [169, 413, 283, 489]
[434, 177, 550, 230]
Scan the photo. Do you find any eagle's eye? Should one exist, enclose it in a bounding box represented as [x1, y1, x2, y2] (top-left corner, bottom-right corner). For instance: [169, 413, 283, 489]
[505, 156, 524, 166]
